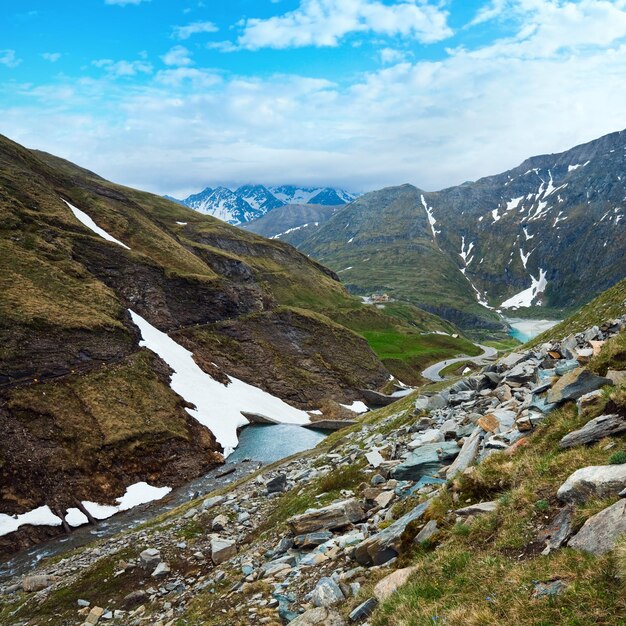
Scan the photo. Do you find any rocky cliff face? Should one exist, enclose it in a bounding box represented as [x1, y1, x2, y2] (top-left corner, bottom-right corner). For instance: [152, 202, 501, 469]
[296, 130, 626, 330]
[0, 134, 388, 552]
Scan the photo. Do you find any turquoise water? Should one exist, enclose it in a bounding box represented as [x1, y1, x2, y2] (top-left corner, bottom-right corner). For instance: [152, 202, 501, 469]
[507, 319, 560, 343]
[228, 424, 327, 464]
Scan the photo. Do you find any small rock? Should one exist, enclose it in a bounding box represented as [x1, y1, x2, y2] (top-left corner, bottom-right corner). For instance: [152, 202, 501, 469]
[289, 607, 346, 625]
[415, 520, 438, 543]
[557, 464, 626, 503]
[309, 577, 345, 607]
[374, 567, 417, 601]
[349, 598, 379, 622]
[139, 548, 161, 567]
[266, 474, 287, 494]
[212, 514, 229, 532]
[21, 575, 59, 592]
[211, 537, 236, 564]
[531, 580, 567, 599]
[568, 499, 626, 554]
[151, 562, 171, 578]
[85, 606, 105, 625]
[455, 501, 497, 516]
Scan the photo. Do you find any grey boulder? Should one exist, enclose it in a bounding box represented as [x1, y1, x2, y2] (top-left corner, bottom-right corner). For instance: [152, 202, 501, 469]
[557, 464, 626, 503]
[568, 499, 626, 555]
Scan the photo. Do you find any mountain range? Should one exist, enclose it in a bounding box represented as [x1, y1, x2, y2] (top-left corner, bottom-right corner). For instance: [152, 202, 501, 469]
[248, 129, 626, 332]
[170, 184, 358, 225]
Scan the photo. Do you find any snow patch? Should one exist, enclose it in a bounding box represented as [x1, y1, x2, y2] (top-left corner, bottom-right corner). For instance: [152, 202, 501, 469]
[129, 310, 310, 455]
[491, 208, 501, 223]
[175, 221, 187, 226]
[506, 196, 523, 211]
[500, 269, 548, 309]
[340, 401, 369, 414]
[63, 200, 130, 250]
[420, 195, 440, 238]
[0, 506, 62, 537]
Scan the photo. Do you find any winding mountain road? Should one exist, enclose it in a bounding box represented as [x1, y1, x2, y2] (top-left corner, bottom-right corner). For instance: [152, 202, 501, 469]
[421, 344, 498, 382]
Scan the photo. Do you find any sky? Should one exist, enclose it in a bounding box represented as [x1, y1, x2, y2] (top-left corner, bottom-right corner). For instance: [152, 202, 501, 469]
[1, 0, 626, 197]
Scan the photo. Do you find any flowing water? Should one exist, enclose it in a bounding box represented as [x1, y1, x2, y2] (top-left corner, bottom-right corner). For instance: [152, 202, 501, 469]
[0, 423, 326, 580]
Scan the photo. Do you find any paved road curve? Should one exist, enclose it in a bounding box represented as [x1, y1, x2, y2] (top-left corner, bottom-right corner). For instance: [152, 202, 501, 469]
[421, 344, 498, 382]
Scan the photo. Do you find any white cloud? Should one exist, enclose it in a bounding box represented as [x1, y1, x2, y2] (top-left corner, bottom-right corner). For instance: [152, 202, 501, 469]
[4, 0, 626, 198]
[0, 50, 21, 68]
[42, 52, 62, 63]
[469, 0, 509, 26]
[92, 59, 153, 77]
[172, 21, 219, 40]
[379, 47, 407, 64]
[161, 46, 194, 67]
[232, 0, 453, 50]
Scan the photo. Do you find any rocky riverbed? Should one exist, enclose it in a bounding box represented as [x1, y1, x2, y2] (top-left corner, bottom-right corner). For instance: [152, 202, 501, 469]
[1, 316, 625, 626]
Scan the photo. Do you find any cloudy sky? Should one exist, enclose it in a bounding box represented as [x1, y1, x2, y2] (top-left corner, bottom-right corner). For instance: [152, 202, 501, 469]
[2, 0, 626, 197]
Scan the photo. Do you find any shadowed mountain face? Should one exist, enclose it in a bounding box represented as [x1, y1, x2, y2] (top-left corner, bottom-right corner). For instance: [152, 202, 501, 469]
[293, 129, 626, 330]
[0, 133, 388, 553]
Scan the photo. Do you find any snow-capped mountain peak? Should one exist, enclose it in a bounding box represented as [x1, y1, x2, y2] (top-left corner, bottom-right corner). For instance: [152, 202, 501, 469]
[170, 183, 359, 225]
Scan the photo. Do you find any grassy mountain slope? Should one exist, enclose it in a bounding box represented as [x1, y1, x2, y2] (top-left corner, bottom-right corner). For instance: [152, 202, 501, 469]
[300, 185, 504, 331]
[0, 134, 392, 552]
[292, 131, 626, 333]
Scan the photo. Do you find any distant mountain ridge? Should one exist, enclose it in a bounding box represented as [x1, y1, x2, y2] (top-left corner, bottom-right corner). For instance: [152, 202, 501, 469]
[170, 184, 358, 225]
[277, 129, 626, 330]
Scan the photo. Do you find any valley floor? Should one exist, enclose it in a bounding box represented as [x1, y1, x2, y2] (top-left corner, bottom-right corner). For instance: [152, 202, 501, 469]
[1, 318, 625, 626]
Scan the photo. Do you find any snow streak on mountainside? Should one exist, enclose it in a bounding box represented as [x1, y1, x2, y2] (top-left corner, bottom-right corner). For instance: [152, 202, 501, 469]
[171, 184, 358, 225]
[296, 129, 626, 328]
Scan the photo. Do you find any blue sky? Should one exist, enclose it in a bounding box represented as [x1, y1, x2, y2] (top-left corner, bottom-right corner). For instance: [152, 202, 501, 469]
[2, 1, 626, 196]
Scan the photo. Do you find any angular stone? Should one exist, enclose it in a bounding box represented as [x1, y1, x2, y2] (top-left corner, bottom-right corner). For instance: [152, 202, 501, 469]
[289, 607, 346, 626]
[477, 414, 499, 432]
[557, 464, 626, 503]
[151, 562, 171, 578]
[21, 575, 59, 592]
[139, 548, 160, 567]
[532, 580, 567, 599]
[293, 530, 334, 549]
[374, 490, 395, 509]
[374, 566, 418, 601]
[539, 506, 573, 555]
[547, 368, 613, 404]
[408, 428, 443, 449]
[85, 607, 105, 625]
[576, 390, 606, 418]
[365, 449, 385, 468]
[390, 442, 460, 481]
[349, 598, 379, 622]
[266, 474, 287, 493]
[568, 499, 626, 555]
[415, 519, 438, 543]
[504, 363, 537, 384]
[606, 369, 626, 386]
[289, 499, 367, 534]
[212, 514, 229, 531]
[446, 427, 482, 479]
[353, 500, 429, 566]
[555, 359, 579, 376]
[559, 414, 625, 449]
[309, 577, 345, 607]
[455, 501, 497, 516]
[499, 352, 527, 368]
[211, 537, 236, 564]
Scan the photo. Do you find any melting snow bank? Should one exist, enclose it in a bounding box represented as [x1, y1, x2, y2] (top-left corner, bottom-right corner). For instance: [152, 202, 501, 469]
[63, 200, 130, 250]
[340, 401, 369, 414]
[0, 482, 171, 537]
[500, 269, 548, 309]
[129, 310, 310, 456]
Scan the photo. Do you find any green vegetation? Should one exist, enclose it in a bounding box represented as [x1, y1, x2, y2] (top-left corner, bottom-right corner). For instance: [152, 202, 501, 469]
[362, 328, 481, 384]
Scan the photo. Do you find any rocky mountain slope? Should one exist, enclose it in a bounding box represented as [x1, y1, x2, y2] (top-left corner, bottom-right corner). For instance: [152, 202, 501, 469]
[0, 134, 388, 553]
[3, 280, 624, 626]
[242, 204, 340, 247]
[172, 185, 357, 226]
[293, 130, 626, 331]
